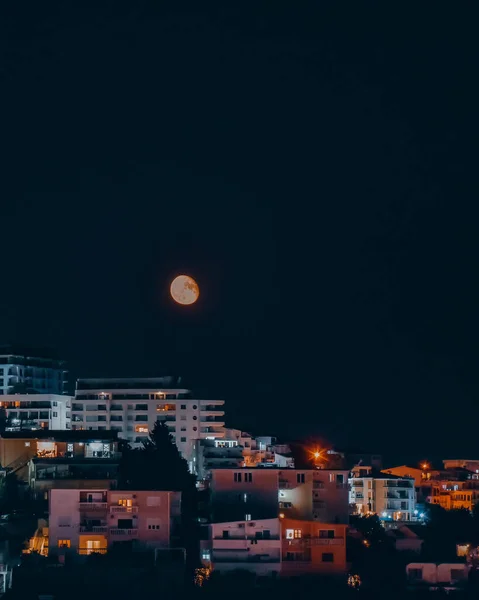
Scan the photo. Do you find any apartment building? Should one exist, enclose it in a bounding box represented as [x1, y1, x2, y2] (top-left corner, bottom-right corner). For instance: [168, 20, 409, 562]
[48, 488, 181, 559]
[349, 466, 416, 521]
[0, 430, 120, 498]
[200, 517, 347, 577]
[72, 377, 225, 469]
[201, 518, 281, 576]
[281, 518, 347, 576]
[0, 346, 67, 395]
[0, 394, 71, 431]
[443, 459, 479, 473]
[209, 468, 350, 525]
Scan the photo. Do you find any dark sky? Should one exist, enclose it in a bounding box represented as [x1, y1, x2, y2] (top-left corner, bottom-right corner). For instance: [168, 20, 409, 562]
[2, 2, 478, 462]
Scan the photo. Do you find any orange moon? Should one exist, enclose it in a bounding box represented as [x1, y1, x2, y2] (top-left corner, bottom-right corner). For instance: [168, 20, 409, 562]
[170, 275, 200, 306]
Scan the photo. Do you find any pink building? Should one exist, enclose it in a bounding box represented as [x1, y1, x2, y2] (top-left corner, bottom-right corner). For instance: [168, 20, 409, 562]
[209, 468, 349, 524]
[48, 489, 181, 558]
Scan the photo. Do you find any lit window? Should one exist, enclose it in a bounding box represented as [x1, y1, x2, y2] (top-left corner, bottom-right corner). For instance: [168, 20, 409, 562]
[24, 442, 30, 447]
[286, 529, 294, 539]
[245, 514, 251, 521]
[243, 493, 248, 503]
[201, 551, 211, 560]
[58, 540, 71, 548]
[294, 529, 302, 539]
[135, 425, 149, 433]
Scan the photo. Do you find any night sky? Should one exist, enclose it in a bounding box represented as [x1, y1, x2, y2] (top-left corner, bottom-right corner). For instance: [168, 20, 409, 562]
[2, 2, 478, 463]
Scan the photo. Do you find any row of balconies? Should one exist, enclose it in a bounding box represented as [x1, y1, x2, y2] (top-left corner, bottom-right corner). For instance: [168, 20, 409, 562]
[79, 502, 138, 513]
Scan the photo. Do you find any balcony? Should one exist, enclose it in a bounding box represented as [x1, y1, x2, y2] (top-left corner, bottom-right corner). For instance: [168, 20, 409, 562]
[110, 528, 138, 537]
[313, 481, 325, 489]
[279, 480, 293, 489]
[79, 526, 108, 534]
[351, 481, 363, 487]
[285, 537, 344, 547]
[79, 502, 108, 510]
[110, 506, 138, 514]
[78, 548, 107, 555]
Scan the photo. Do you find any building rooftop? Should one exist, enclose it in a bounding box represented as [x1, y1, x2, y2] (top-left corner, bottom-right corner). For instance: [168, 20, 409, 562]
[0, 430, 119, 442]
[76, 376, 187, 390]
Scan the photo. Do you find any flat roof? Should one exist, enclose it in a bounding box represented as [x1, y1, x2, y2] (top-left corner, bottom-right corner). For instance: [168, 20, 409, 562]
[0, 430, 118, 442]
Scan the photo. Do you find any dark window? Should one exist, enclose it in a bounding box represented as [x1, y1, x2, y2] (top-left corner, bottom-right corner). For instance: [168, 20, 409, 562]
[297, 473, 305, 483]
[322, 553, 334, 562]
[336, 474, 345, 484]
[222, 530, 229, 539]
[97, 405, 107, 411]
[408, 568, 423, 581]
[192, 405, 197, 409]
[234, 472, 242, 482]
[319, 530, 335, 539]
[135, 404, 148, 411]
[135, 415, 148, 422]
[181, 437, 186, 442]
[181, 405, 186, 410]
[118, 519, 133, 529]
[53, 412, 58, 417]
[193, 416, 197, 420]
[193, 426, 197, 431]
[245, 473, 252, 483]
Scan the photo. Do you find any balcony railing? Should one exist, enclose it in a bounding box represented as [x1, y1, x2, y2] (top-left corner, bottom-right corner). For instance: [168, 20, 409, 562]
[351, 481, 363, 487]
[313, 481, 325, 489]
[79, 502, 108, 509]
[110, 528, 138, 536]
[110, 506, 138, 514]
[78, 548, 107, 555]
[285, 537, 344, 547]
[279, 480, 292, 489]
[79, 526, 108, 533]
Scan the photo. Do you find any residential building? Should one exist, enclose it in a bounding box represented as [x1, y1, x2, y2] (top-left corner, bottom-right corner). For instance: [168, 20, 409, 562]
[443, 459, 479, 473]
[386, 525, 425, 553]
[279, 469, 350, 524]
[382, 465, 440, 505]
[209, 468, 350, 525]
[281, 518, 347, 576]
[73, 377, 225, 468]
[349, 466, 415, 521]
[196, 437, 244, 478]
[0, 430, 120, 499]
[48, 488, 181, 559]
[0, 394, 71, 431]
[406, 563, 469, 589]
[201, 518, 281, 576]
[0, 346, 67, 395]
[200, 517, 347, 578]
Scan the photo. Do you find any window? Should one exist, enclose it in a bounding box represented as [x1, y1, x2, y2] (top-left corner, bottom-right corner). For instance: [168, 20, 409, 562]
[135, 425, 149, 433]
[193, 426, 197, 431]
[245, 514, 252, 521]
[147, 518, 161, 530]
[408, 568, 423, 581]
[234, 472, 242, 483]
[181, 437, 186, 442]
[322, 553, 334, 562]
[243, 493, 248, 503]
[181, 427, 186, 431]
[53, 411, 58, 417]
[58, 540, 71, 548]
[192, 416, 197, 420]
[181, 405, 186, 410]
[192, 405, 197, 410]
[297, 473, 305, 484]
[294, 529, 302, 539]
[53, 401, 58, 407]
[136, 404, 148, 411]
[24, 442, 30, 447]
[222, 530, 229, 539]
[245, 472, 252, 483]
[319, 529, 335, 539]
[135, 415, 148, 422]
[180, 415, 186, 421]
[336, 474, 345, 484]
[201, 551, 211, 560]
[97, 405, 107, 411]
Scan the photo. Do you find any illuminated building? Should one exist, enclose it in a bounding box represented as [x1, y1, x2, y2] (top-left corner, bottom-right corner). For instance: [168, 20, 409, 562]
[349, 466, 416, 521]
[48, 488, 181, 559]
[0, 346, 68, 395]
[73, 377, 225, 469]
[0, 393, 71, 431]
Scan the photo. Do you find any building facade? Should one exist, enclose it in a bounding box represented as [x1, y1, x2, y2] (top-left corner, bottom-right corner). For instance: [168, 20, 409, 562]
[349, 466, 416, 521]
[209, 468, 350, 525]
[0, 394, 71, 431]
[48, 488, 181, 559]
[73, 377, 225, 469]
[0, 346, 67, 395]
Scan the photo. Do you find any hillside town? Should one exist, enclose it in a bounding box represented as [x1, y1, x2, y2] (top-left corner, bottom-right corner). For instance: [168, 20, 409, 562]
[0, 348, 477, 598]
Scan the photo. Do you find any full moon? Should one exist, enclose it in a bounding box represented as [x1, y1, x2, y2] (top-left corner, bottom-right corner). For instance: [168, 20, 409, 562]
[170, 275, 200, 306]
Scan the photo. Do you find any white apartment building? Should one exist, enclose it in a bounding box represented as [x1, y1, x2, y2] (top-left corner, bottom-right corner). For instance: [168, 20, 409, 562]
[349, 466, 416, 521]
[73, 377, 225, 470]
[0, 394, 71, 431]
[0, 346, 68, 395]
